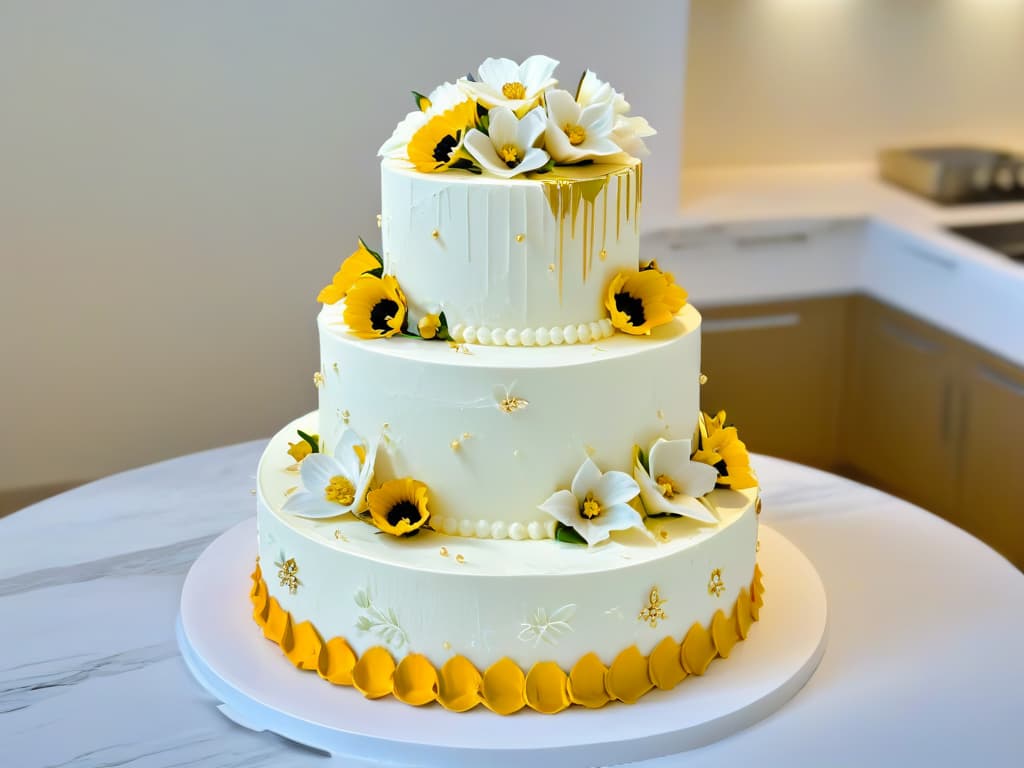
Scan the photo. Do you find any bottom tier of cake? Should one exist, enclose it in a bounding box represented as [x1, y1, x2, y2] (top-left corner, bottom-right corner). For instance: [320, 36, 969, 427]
[255, 413, 763, 713]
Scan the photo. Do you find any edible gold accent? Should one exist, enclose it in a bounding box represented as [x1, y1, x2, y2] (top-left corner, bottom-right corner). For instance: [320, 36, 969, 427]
[275, 557, 301, 594]
[700, 373, 708, 385]
[455, 554, 466, 564]
[443, 641, 452, 651]
[284, 463, 301, 473]
[756, 539, 761, 552]
[462, 432, 472, 439]
[376, 213, 382, 228]
[340, 409, 351, 425]
[547, 263, 555, 272]
[515, 233, 525, 243]
[431, 229, 440, 239]
[498, 395, 529, 414]
[284, 486, 297, 496]
[599, 248, 607, 260]
[439, 546, 449, 557]
[333, 529, 349, 542]
[638, 587, 668, 628]
[450, 440, 460, 450]
[755, 495, 762, 516]
[313, 371, 325, 388]
[708, 568, 725, 597]
[656, 409, 665, 420]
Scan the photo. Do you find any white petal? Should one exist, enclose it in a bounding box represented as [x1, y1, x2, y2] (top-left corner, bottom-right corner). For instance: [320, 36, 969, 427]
[662, 494, 719, 524]
[538, 489, 582, 529]
[335, 429, 363, 478]
[464, 129, 520, 178]
[478, 57, 520, 88]
[515, 147, 550, 175]
[578, 135, 622, 158]
[570, 457, 604, 499]
[576, 70, 613, 108]
[543, 119, 577, 163]
[299, 453, 343, 493]
[593, 470, 640, 507]
[517, 106, 547, 147]
[352, 436, 379, 510]
[617, 113, 656, 138]
[587, 503, 650, 539]
[487, 106, 518, 148]
[426, 81, 467, 114]
[580, 102, 613, 137]
[545, 89, 581, 126]
[457, 77, 504, 107]
[282, 490, 346, 519]
[648, 438, 693, 478]
[518, 54, 559, 93]
[635, 459, 675, 516]
[377, 110, 427, 158]
[676, 460, 719, 498]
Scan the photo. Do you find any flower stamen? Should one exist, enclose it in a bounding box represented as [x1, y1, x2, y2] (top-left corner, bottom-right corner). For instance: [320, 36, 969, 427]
[325, 475, 356, 506]
[498, 143, 521, 167]
[580, 493, 602, 519]
[656, 474, 678, 499]
[564, 123, 586, 146]
[502, 81, 526, 100]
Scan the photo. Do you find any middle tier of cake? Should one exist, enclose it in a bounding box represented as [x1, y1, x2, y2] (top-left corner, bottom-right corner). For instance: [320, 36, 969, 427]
[316, 302, 702, 537]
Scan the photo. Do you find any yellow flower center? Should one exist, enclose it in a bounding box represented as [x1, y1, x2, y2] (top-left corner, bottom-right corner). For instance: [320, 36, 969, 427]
[581, 493, 602, 519]
[502, 81, 526, 100]
[564, 123, 586, 145]
[656, 474, 677, 499]
[499, 143, 521, 166]
[325, 475, 356, 506]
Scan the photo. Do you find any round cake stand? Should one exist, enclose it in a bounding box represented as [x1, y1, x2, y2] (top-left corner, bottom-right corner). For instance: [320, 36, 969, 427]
[177, 519, 827, 767]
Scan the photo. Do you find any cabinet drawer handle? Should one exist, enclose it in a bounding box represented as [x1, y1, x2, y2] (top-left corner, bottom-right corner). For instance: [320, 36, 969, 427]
[978, 364, 1024, 397]
[734, 232, 809, 249]
[879, 320, 940, 354]
[902, 243, 958, 272]
[703, 313, 801, 334]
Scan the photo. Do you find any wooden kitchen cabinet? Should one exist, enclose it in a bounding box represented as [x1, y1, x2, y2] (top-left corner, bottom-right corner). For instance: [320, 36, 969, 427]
[699, 297, 848, 470]
[840, 297, 960, 518]
[953, 347, 1024, 567]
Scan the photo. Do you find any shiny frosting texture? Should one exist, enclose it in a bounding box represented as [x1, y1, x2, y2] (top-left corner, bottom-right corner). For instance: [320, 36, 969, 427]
[250, 560, 764, 714]
[317, 305, 702, 531]
[380, 159, 642, 334]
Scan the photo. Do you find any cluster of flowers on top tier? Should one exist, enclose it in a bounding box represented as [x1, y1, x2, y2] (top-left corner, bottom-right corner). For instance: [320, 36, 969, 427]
[378, 55, 655, 178]
[540, 411, 758, 547]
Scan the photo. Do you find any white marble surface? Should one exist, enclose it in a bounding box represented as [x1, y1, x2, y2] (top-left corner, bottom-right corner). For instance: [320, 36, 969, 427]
[2, 442, 1022, 767]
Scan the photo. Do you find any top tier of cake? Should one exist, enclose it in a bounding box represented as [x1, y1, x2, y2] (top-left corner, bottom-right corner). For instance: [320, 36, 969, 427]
[380, 158, 642, 334]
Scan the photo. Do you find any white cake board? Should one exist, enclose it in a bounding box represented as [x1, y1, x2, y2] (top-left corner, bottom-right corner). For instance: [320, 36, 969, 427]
[177, 519, 827, 767]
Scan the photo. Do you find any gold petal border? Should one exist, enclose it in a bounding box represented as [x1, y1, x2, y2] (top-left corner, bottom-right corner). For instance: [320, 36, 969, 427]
[248, 561, 764, 714]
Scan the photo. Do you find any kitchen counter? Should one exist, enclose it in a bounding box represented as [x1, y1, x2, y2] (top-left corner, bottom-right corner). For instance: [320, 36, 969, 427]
[642, 163, 1024, 366]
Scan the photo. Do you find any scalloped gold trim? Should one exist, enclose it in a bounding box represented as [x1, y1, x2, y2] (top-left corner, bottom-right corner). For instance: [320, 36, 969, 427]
[248, 561, 764, 714]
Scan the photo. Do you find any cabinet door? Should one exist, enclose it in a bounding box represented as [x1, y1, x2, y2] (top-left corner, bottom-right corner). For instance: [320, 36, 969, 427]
[841, 298, 958, 517]
[954, 349, 1024, 570]
[700, 297, 847, 469]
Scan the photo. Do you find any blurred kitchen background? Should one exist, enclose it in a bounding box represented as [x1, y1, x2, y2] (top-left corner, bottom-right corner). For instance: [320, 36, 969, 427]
[1, 1, 1021, 568]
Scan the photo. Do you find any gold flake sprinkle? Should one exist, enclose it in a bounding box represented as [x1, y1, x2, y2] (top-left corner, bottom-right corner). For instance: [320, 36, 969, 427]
[515, 233, 525, 242]
[638, 587, 668, 628]
[313, 371, 325, 388]
[455, 554, 466, 564]
[284, 486, 297, 496]
[431, 229, 440, 239]
[599, 248, 608, 260]
[699, 373, 708, 385]
[584, 444, 595, 456]
[450, 440, 461, 450]
[382, 422, 390, 429]
[462, 432, 472, 439]
[439, 546, 449, 557]
[376, 213, 382, 228]
[340, 409, 351, 425]
[547, 263, 555, 272]
[656, 527, 670, 542]
[334, 530, 349, 542]
[656, 409, 665, 420]
[442, 640, 452, 650]
[756, 539, 761, 552]
[708, 568, 725, 597]
[285, 463, 301, 473]
[275, 557, 301, 594]
[498, 395, 529, 414]
[755, 495, 762, 516]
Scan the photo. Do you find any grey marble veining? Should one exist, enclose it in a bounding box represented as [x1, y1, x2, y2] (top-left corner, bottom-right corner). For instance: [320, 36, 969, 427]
[1, 443, 1021, 768]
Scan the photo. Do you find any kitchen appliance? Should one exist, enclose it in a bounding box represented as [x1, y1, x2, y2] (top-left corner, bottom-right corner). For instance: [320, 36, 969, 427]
[948, 220, 1024, 263]
[879, 146, 1024, 205]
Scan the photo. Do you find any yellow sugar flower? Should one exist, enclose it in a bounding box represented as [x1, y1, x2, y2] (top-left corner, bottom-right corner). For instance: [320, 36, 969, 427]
[317, 239, 382, 304]
[418, 313, 441, 340]
[691, 410, 758, 490]
[605, 269, 676, 335]
[406, 100, 477, 173]
[640, 259, 688, 314]
[366, 478, 431, 536]
[343, 274, 407, 340]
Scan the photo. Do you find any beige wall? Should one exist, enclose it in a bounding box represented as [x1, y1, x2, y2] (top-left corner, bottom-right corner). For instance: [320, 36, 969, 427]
[0, 1, 688, 500]
[685, 0, 1024, 168]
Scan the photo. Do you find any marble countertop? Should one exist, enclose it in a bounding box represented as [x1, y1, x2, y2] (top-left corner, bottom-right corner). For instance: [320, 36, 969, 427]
[3, 441, 1023, 766]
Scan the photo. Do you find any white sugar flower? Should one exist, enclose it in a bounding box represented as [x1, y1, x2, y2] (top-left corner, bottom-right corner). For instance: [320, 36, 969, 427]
[282, 429, 377, 519]
[377, 82, 472, 162]
[538, 457, 647, 547]
[634, 438, 718, 523]
[575, 70, 656, 159]
[464, 106, 549, 178]
[543, 89, 620, 164]
[458, 55, 559, 114]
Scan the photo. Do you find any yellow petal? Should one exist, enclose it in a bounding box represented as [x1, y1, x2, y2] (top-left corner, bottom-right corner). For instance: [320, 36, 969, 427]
[352, 646, 396, 699]
[524, 661, 570, 714]
[263, 597, 293, 650]
[567, 652, 611, 709]
[286, 620, 323, 670]
[648, 636, 687, 690]
[438, 655, 482, 712]
[393, 653, 439, 706]
[318, 637, 357, 686]
[251, 575, 269, 624]
[605, 645, 653, 704]
[481, 657, 526, 715]
[735, 588, 753, 639]
[750, 564, 765, 621]
[711, 609, 740, 659]
[681, 621, 717, 676]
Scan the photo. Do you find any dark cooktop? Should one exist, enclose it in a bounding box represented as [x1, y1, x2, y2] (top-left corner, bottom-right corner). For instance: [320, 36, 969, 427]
[947, 221, 1024, 263]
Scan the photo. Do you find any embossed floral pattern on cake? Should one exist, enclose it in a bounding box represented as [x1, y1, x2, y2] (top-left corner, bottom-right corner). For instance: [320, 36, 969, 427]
[354, 588, 409, 649]
[518, 603, 577, 646]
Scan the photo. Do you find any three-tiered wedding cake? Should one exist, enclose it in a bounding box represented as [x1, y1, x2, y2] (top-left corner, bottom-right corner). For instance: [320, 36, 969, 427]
[251, 55, 763, 714]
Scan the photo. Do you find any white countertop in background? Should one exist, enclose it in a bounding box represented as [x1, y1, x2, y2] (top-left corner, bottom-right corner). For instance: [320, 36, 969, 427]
[640, 164, 1024, 366]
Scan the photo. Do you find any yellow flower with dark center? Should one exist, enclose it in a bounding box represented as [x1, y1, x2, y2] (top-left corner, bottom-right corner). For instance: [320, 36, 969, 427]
[691, 410, 758, 490]
[605, 269, 675, 335]
[418, 313, 441, 340]
[325, 475, 356, 506]
[407, 101, 477, 173]
[366, 478, 431, 536]
[343, 275, 407, 339]
[318, 240, 382, 304]
[640, 260, 688, 314]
